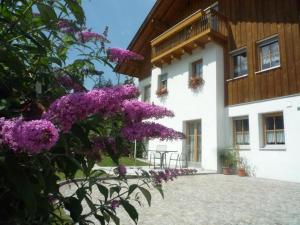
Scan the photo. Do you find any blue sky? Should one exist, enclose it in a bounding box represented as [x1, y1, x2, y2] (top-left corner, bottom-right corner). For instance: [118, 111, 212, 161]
[81, 0, 156, 89]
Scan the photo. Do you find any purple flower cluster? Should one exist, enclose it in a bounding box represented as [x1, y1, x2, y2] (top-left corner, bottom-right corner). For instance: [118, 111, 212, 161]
[110, 200, 120, 210]
[57, 19, 76, 34]
[122, 100, 174, 123]
[117, 165, 127, 176]
[78, 31, 110, 43]
[121, 122, 184, 141]
[107, 48, 144, 63]
[0, 119, 59, 154]
[150, 168, 198, 184]
[43, 85, 139, 132]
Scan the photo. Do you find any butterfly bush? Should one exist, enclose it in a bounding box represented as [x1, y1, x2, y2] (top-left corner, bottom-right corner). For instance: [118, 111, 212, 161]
[117, 165, 127, 176]
[43, 85, 139, 132]
[149, 168, 198, 184]
[57, 74, 84, 92]
[121, 122, 184, 141]
[91, 136, 118, 155]
[57, 19, 76, 34]
[122, 100, 174, 123]
[78, 31, 110, 43]
[0, 119, 58, 154]
[107, 48, 144, 63]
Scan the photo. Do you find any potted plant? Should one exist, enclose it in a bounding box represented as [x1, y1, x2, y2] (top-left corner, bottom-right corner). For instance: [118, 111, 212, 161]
[156, 86, 168, 96]
[219, 150, 236, 175]
[189, 76, 204, 89]
[234, 146, 248, 177]
[237, 157, 247, 177]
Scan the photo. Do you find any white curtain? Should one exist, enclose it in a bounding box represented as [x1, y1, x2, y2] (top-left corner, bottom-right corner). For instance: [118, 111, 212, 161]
[276, 131, 285, 144]
[266, 131, 275, 144]
[236, 133, 244, 144]
[244, 132, 249, 144]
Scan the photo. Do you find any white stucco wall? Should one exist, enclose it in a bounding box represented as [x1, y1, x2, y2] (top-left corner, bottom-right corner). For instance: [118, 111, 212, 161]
[138, 42, 300, 183]
[139, 43, 225, 171]
[228, 95, 300, 183]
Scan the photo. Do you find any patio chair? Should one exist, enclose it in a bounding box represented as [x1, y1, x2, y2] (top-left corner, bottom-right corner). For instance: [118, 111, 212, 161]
[168, 152, 182, 169]
[149, 145, 167, 169]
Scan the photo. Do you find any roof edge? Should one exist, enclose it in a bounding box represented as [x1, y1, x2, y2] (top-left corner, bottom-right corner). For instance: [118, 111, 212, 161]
[114, 0, 162, 73]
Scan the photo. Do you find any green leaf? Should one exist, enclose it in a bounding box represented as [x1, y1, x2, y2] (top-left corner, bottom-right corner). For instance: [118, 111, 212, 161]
[5, 156, 37, 213]
[104, 209, 120, 225]
[66, 0, 85, 24]
[121, 200, 139, 224]
[128, 184, 138, 196]
[109, 186, 121, 198]
[85, 196, 96, 212]
[64, 197, 83, 223]
[94, 214, 105, 225]
[72, 124, 90, 148]
[139, 186, 152, 206]
[37, 3, 58, 25]
[156, 185, 164, 199]
[96, 184, 109, 202]
[49, 57, 62, 66]
[76, 187, 86, 201]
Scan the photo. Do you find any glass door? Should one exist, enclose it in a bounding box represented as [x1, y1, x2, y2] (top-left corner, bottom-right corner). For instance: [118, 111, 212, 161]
[185, 120, 202, 163]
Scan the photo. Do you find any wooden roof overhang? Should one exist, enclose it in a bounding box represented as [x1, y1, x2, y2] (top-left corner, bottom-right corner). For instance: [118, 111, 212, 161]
[114, 0, 185, 79]
[150, 9, 228, 67]
[115, 0, 228, 79]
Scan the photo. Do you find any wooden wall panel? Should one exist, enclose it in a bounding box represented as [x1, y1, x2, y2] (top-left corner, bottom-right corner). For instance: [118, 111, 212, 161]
[224, 0, 300, 105]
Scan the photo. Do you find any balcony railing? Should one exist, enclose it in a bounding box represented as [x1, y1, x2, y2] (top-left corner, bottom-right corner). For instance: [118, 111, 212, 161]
[151, 8, 228, 65]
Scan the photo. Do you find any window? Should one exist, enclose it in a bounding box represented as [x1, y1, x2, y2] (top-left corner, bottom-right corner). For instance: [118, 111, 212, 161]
[259, 36, 280, 70]
[191, 59, 203, 78]
[158, 73, 167, 89]
[264, 113, 285, 145]
[143, 85, 151, 102]
[156, 73, 168, 96]
[233, 118, 249, 145]
[230, 48, 248, 78]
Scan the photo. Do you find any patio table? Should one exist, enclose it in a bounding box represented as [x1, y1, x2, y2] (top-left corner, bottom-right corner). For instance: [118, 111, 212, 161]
[148, 150, 178, 169]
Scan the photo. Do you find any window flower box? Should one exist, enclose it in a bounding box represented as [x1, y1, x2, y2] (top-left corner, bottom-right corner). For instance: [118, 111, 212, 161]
[156, 87, 168, 96]
[189, 76, 204, 89]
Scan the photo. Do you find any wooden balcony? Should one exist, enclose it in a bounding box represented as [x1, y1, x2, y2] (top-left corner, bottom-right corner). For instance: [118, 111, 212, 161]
[151, 8, 228, 66]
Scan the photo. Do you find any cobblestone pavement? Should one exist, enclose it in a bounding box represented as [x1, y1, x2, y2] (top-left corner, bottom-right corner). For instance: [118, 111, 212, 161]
[60, 174, 300, 225]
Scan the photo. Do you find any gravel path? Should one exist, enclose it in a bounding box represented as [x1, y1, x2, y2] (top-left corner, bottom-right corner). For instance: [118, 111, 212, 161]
[60, 174, 300, 225]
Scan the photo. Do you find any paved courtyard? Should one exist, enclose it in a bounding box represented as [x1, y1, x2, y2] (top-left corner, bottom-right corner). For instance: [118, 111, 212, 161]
[61, 174, 300, 225]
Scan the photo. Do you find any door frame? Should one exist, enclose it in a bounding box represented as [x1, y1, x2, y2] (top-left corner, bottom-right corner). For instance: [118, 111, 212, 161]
[183, 119, 202, 167]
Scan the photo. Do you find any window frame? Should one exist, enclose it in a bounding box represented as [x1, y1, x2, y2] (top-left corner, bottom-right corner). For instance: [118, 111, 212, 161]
[158, 73, 168, 89]
[263, 112, 285, 146]
[191, 59, 203, 78]
[257, 35, 280, 71]
[232, 117, 250, 147]
[143, 84, 151, 102]
[230, 47, 248, 79]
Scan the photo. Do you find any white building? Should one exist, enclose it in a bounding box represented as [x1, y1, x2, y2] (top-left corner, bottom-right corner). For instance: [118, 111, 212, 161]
[116, 0, 300, 183]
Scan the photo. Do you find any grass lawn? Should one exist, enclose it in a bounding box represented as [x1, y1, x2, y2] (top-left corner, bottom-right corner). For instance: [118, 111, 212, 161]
[98, 155, 149, 167]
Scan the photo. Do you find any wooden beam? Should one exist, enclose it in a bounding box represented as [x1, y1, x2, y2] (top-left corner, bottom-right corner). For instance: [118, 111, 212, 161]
[152, 63, 162, 68]
[181, 47, 192, 55]
[160, 57, 171, 65]
[193, 41, 205, 49]
[170, 53, 181, 60]
[151, 29, 227, 64]
[151, 9, 204, 46]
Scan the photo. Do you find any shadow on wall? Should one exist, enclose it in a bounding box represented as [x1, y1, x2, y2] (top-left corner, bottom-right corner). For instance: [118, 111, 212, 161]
[240, 157, 256, 177]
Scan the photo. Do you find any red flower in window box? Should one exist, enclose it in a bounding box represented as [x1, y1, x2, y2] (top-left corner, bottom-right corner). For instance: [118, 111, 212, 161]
[156, 87, 168, 96]
[189, 76, 204, 89]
